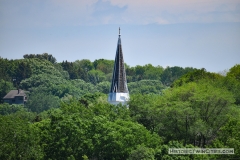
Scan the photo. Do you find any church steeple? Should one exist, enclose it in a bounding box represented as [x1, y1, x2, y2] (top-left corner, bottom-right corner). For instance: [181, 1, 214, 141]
[108, 28, 129, 105]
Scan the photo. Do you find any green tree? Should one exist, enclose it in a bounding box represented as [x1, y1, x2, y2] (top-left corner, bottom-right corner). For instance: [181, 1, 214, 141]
[34, 97, 161, 159]
[96, 81, 110, 94]
[26, 90, 60, 113]
[0, 58, 33, 88]
[0, 103, 27, 115]
[20, 73, 65, 91]
[23, 53, 57, 64]
[129, 81, 235, 147]
[142, 64, 164, 80]
[93, 59, 114, 74]
[0, 57, 12, 81]
[88, 70, 106, 84]
[162, 66, 197, 86]
[128, 145, 155, 160]
[128, 80, 165, 94]
[66, 79, 98, 98]
[129, 94, 162, 133]
[173, 65, 240, 105]
[54, 63, 70, 79]
[24, 58, 65, 78]
[61, 61, 79, 79]
[0, 79, 14, 103]
[210, 107, 240, 159]
[0, 114, 43, 159]
[126, 66, 135, 82]
[225, 64, 240, 105]
[13, 60, 32, 87]
[90, 116, 161, 160]
[227, 64, 240, 80]
[162, 82, 235, 146]
[173, 68, 223, 87]
[35, 112, 93, 160]
[20, 72, 98, 99]
[74, 59, 93, 71]
[135, 65, 145, 80]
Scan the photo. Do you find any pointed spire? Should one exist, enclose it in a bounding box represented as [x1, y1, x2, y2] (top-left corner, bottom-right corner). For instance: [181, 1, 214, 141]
[108, 28, 129, 105]
[109, 28, 128, 93]
[118, 27, 121, 45]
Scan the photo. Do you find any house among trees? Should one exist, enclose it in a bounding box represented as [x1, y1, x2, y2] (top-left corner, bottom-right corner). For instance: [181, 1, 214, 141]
[3, 89, 27, 105]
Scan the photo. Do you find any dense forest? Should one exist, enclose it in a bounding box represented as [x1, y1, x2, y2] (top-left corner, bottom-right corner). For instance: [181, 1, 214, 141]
[0, 53, 239, 159]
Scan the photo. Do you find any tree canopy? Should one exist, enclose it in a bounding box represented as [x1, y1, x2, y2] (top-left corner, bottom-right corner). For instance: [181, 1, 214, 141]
[0, 53, 239, 159]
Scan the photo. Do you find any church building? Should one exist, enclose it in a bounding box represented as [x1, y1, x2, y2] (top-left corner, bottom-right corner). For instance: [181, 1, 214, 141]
[108, 28, 129, 105]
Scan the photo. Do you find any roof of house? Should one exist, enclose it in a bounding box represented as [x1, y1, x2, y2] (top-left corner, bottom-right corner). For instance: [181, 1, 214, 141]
[3, 89, 26, 99]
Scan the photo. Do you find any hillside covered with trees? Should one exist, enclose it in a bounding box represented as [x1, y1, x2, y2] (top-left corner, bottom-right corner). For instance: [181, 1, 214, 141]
[0, 53, 239, 159]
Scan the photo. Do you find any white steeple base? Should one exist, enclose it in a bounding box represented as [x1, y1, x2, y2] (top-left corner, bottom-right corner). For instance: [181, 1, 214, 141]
[108, 93, 129, 105]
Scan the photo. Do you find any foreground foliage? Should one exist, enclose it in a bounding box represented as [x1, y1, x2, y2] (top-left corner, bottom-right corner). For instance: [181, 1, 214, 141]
[0, 54, 239, 159]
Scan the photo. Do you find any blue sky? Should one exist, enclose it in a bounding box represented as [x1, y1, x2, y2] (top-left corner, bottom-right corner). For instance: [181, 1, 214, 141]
[0, 0, 240, 73]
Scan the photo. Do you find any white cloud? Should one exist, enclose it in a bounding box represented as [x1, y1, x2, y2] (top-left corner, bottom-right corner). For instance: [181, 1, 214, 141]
[0, 0, 239, 28]
[104, 0, 240, 24]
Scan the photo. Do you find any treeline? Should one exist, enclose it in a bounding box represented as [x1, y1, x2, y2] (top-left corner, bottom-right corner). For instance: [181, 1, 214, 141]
[0, 53, 196, 104]
[60, 58, 196, 85]
[0, 53, 239, 159]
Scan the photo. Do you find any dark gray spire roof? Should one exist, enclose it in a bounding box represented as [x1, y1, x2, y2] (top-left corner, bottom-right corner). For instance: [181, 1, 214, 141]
[109, 28, 129, 93]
